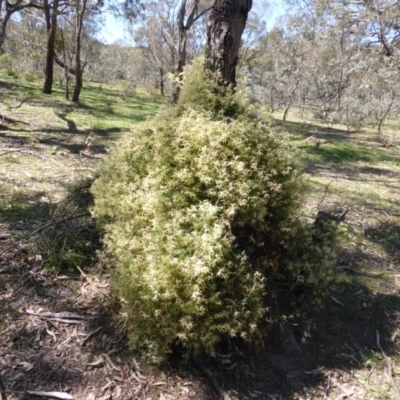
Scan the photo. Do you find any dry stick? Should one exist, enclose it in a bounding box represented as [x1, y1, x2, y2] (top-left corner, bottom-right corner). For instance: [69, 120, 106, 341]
[376, 330, 400, 398]
[10, 95, 28, 109]
[0, 213, 90, 257]
[323, 373, 332, 400]
[0, 114, 30, 125]
[317, 177, 336, 208]
[0, 149, 44, 159]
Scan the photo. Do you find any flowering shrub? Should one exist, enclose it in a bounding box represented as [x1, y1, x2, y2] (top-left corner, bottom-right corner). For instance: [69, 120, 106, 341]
[92, 60, 335, 362]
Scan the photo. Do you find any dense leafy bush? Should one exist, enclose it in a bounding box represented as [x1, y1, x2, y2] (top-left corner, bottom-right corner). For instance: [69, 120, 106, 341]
[92, 60, 337, 362]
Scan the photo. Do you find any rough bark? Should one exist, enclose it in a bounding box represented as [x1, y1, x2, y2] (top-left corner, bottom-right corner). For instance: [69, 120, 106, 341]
[205, 0, 252, 87]
[43, 0, 59, 94]
[54, 54, 76, 75]
[72, 0, 88, 103]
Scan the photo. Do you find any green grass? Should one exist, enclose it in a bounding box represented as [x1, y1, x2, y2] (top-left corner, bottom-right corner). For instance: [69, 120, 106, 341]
[0, 72, 164, 228]
[301, 141, 399, 164]
[0, 75, 163, 139]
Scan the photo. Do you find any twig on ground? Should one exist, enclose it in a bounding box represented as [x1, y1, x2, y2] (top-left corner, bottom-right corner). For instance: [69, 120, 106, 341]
[26, 391, 73, 399]
[0, 115, 29, 125]
[317, 177, 336, 208]
[10, 95, 28, 109]
[76, 265, 112, 299]
[376, 330, 400, 398]
[323, 373, 332, 400]
[0, 149, 44, 159]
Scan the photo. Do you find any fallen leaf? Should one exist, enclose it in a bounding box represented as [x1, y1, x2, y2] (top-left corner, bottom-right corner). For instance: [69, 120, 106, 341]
[26, 391, 73, 399]
[103, 353, 121, 371]
[113, 385, 121, 399]
[18, 361, 33, 371]
[86, 357, 104, 367]
[46, 329, 57, 342]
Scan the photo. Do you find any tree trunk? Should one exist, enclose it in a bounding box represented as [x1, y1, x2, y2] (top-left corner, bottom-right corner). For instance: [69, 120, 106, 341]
[170, 29, 187, 104]
[171, 0, 210, 104]
[0, 12, 11, 48]
[43, 0, 59, 94]
[159, 67, 165, 96]
[205, 0, 252, 87]
[72, 0, 88, 103]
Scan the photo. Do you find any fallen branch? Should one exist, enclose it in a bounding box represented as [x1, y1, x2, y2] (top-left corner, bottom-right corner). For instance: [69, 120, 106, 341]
[1, 114, 30, 125]
[0, 149, 44, 159]
[10, 95, 28, 109]
[317, 177, 336, 207]
[26, 310, 89, 325]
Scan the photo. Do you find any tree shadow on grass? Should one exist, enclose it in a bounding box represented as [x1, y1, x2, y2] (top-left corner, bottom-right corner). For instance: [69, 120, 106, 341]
[272, 118, 355, 140]
[364, 221, 400, 263]
[301, 144, 399, 165]
[0, 192, 49, 226]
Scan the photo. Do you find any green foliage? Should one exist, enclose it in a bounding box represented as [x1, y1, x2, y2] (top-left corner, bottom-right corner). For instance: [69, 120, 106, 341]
[22, 71, 35, 82]
[92, 61, 338, 362]
[0, 53, 12, 69]
[172, 57, 246, 118]
[270, 216, 339, 316]
[2, 68, 17, 78]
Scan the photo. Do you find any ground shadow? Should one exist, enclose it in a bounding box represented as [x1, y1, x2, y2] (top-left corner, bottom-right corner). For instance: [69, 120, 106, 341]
[165, 278, 400, 399]
[364, 221, 400, 263]
[1, 210, 399, 398]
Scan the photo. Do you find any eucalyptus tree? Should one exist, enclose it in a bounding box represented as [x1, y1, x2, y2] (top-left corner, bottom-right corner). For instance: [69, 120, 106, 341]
[129, 0, 210, 100]
[132, 12, 172, 95]
[281, 0, 400, 131]
[71, 0, 89, 102]
[3, 8, 47, 71]
[170, 0, 212, 102]
[43, 0, 59, 93]
[0, 0, 42, 48]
